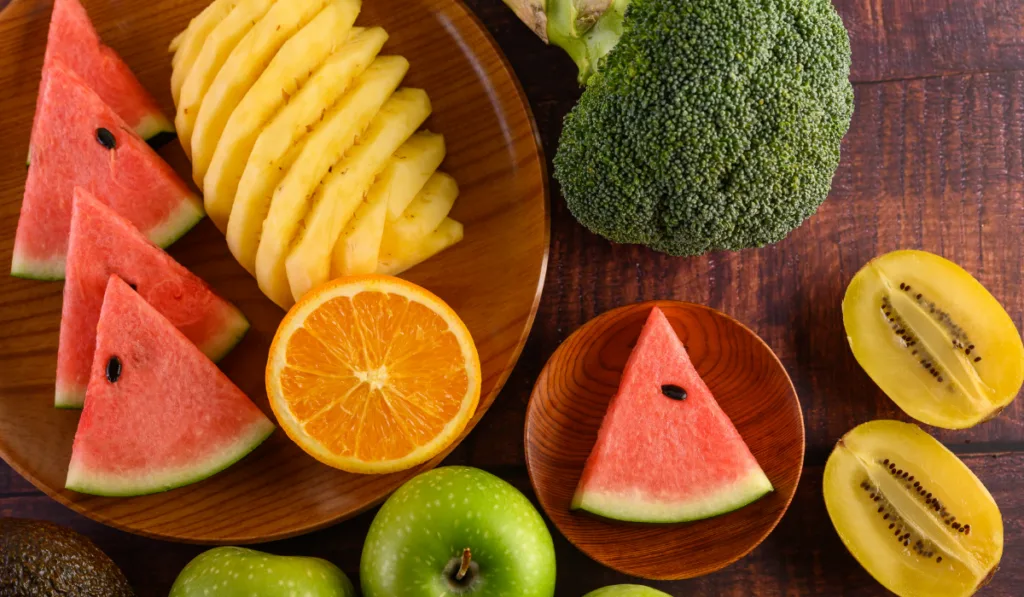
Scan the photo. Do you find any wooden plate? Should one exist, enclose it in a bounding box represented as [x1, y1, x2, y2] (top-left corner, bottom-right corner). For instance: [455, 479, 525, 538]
[0, 0, 548, 542]
[525, 301, 804, 580]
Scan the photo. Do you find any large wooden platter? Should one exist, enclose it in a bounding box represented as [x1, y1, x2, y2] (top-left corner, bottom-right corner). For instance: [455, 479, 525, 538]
[0, 0, 548, 542]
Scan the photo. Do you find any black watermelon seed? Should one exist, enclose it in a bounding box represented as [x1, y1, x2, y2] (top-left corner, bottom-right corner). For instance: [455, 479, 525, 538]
[129, 283, 138, 291]
[661, 384, 687, 401]
[96, 127, 117, 150]
[106, 356, 122, 383]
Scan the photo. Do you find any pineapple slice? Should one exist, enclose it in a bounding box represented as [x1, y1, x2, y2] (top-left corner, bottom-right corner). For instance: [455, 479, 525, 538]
[380, 172, 459, 257]
[285, 89, 432, 304]
[226, 28, 388, 274]
[254, 59, 410, 308]
[383, 132, 446, 220]
[377, 218, 464, 276]
[190, 0, 333, 192]
[331, 132, 445, 277]
[170, 0, 235, 104]
[176, 0, 276, 159]
[330, 172, 392, 278]
[202, 0, 361, 230]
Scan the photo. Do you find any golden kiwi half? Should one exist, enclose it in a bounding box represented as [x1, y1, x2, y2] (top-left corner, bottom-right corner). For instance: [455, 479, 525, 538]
[843, 250, 1024, 428]
[824, 420, 1003, 597]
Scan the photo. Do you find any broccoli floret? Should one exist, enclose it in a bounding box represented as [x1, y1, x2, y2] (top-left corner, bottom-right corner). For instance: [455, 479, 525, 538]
[546, 0, 854, 256]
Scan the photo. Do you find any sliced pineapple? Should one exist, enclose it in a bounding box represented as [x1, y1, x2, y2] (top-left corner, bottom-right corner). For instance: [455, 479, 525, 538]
[383, 132, 446, 220]
[331, 132, 445, 277]
[190, 0, 334, 192]
[175, 0, 276, 159]
[202, 0, 360, 230]
[170, 0, 236, 104]
[254, 58, 410, 308]
[284, 89, 432, 304]
[330, 176, 392, 278]
[380, 172, 459, 256]
[226, 28, 388, 274]
[377, 218, 464, 276]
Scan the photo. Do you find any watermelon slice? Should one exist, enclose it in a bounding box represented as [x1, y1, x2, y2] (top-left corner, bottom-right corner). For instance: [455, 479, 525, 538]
[42, 0, 174, 145]
[572, 307, 773, 523]
[12, 61, 203, 280]
[56, 189, 249, 408]
[65, 275, 274, 497]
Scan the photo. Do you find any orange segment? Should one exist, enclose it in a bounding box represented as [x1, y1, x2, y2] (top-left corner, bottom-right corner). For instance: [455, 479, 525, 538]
[266, 275, 481, 473]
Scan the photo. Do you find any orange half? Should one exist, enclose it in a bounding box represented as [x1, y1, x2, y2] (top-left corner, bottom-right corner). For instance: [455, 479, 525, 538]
[266, 275, 481, 474]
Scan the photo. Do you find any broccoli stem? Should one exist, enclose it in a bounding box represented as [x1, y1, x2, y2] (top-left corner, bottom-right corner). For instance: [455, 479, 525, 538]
[504, 0, 630, 84]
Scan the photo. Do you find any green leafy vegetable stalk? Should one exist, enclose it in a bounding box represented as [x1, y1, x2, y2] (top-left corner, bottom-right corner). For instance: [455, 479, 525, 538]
[504, 0, 855, 256]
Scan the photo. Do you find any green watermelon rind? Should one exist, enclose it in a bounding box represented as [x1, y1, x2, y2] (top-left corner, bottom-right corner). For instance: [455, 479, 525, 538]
[133, 113, 177, 147]
[198, 309, 251, 364]
[54, 310, 251, 410]
[10, 195, 205, 281]
[65, 418, 275, 497]
[571, 469, 774, 524]
[144, 196, 207, 250]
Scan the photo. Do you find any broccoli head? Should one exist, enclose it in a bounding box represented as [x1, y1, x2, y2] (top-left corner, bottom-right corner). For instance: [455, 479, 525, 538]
[509, 0, 855, 256]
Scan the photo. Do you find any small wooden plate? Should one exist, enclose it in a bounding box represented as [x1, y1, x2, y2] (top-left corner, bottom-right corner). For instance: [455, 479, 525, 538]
[525, 301, 805, 580]
[0, 0, 548, 542]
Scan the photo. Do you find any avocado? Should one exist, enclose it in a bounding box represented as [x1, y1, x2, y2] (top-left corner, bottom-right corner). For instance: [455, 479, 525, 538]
[0, 518, 133, 596]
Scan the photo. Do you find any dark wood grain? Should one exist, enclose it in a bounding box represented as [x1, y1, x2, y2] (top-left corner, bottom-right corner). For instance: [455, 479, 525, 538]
[0, 0, 548, 543]
[525, 301, 804, 580]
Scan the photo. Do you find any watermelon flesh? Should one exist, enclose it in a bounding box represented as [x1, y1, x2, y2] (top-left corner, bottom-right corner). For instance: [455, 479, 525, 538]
[42, 0, 174, 145]
[13, 61, 203, 280]
[66, 275, 274, 497]
[572, 307, 773, 523]
[56, 189, 249, 408]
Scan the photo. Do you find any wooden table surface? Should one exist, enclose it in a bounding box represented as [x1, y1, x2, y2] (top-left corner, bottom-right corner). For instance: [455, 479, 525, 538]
[3, 1, 1024, 595]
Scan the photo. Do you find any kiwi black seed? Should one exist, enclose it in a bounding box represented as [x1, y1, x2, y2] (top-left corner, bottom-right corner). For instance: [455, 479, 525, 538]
[881, 297, 937, 377]
[888, 283, 983, 363]
[858, 458, 971, 564]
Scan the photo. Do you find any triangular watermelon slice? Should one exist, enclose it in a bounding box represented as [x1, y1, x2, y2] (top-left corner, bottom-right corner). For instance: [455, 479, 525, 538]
[572, 307, 773, 523]
[66, 275, 274, 497]
[12, 61, 203, 280]
[56, 189, 249, 408]
[42, 0, 174, 145]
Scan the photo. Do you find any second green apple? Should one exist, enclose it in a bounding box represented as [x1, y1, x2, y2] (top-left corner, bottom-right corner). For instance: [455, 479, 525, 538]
[169, 547, 356, 597]
[584, 586, 673, 597]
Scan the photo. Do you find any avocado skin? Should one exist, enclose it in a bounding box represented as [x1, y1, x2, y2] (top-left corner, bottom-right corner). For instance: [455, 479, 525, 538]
[0, 518, 133, 597]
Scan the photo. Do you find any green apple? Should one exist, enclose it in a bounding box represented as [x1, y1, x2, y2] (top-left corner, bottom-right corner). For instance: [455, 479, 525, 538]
[584, 586, 673, 597]
[169, 547, 355, 597]
[361, 466, 557, 596]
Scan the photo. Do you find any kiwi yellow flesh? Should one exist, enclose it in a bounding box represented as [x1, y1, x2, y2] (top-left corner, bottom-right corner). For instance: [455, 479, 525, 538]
[824, 420, 1002, 597]
[843, 250, 1024, 428]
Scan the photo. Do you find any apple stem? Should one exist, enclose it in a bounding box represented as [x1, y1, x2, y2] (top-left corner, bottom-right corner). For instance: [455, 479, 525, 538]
[456, 548, 472, 581]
